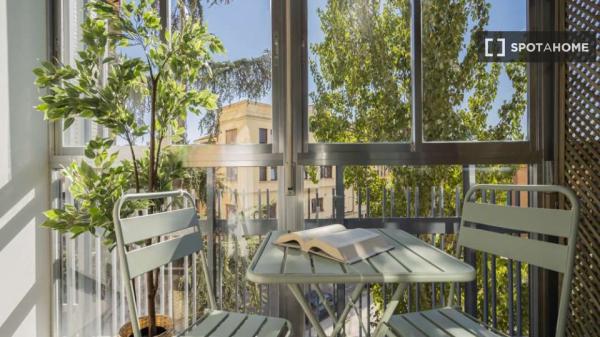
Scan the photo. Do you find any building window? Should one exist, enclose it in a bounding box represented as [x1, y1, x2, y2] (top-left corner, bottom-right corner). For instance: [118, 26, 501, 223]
[226, 167, 238, 181]
[259, 128, 268, 144]
[311, 197, 324, 213]
[259, 167, 267, 181]
[270, 166, 277, 181]
[225, 129, 238, 144]
[226, 204, 237, 219]
[320, 166, 333, 179]
[267, 203, 277, 218]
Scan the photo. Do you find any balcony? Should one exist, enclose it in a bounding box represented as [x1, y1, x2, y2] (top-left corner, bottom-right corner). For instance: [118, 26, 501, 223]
[0, 1, 598, 337]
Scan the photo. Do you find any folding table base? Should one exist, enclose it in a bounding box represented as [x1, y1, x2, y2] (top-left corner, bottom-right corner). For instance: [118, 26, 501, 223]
[287, 283, 406, 337]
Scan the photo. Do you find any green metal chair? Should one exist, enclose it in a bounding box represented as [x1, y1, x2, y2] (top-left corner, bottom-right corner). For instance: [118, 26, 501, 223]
[113, 190, 291, 337]
[386, 184, 580, 337]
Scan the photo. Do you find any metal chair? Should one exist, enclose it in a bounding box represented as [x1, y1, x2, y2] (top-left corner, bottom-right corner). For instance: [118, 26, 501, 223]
[386, 184, 579, 337]
[113, 190, 291, 337]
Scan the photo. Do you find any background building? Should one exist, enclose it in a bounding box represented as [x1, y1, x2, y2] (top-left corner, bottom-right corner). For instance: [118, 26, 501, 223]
[195, 100, 356, 221]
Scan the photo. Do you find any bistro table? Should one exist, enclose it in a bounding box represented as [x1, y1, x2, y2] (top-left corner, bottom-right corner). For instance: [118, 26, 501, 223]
[246, 228, 476, 337]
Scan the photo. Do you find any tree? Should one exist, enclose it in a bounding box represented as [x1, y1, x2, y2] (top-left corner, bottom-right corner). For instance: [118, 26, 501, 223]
[34, 1, 222, 335]
[309, 0, 526, 212]
[309, 0, 527, 332]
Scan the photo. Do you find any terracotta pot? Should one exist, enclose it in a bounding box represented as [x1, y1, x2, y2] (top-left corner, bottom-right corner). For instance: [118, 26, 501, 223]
[118, 315, 174, 337]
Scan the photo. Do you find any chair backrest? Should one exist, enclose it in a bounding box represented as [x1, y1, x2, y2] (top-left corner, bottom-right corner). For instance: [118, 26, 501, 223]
[454, 184, 579, 337]
[113, 190, 216, 337]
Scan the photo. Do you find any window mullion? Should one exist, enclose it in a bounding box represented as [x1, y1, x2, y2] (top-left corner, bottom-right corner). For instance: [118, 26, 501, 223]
[411, 0, 423, 152]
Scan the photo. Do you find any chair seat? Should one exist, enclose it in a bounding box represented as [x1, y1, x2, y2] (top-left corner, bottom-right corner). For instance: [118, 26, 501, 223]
[387, 307, 507, 337]
[181, 310, 290, 337]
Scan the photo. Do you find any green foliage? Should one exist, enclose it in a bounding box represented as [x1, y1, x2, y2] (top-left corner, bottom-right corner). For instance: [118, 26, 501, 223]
[35, 2, 225, 332]
[309, 0, 413, 143]
[34, 0, 223, 248]
[35, 0, 222, 148]
[170, 1, 273, 142]
[309, 0, 526, 220]
[198, 52, 272, 141]
[309, 0, 527, 140]
[43, 139, 133, 247]
[309, 0, 528, 334]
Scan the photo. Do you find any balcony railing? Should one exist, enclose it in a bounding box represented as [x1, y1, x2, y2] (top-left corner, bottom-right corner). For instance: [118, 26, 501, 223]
[52, 167, 531, 337]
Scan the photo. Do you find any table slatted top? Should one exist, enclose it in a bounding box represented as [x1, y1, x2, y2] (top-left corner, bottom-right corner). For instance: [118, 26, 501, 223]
[246, 229, 475, 284]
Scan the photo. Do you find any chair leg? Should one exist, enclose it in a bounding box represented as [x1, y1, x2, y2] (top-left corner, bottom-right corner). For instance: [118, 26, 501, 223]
[373, 283, 407, 337]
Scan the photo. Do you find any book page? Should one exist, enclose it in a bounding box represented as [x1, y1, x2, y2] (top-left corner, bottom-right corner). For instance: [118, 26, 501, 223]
[274, 224, 346, 248]
[306, 229, 394, 263]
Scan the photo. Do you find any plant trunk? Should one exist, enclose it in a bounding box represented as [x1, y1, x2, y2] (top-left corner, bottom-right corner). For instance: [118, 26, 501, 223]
[146, 75, 158, 337]
[148, 78, 157, 194]
[146, 265, 157, 337]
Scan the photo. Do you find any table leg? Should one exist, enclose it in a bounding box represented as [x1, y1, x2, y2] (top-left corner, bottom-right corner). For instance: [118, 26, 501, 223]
[330, 283, 366, 337]
[288, 284, 328, 337]
[373, 283, 407, 337]
[346, 292, 369, 337]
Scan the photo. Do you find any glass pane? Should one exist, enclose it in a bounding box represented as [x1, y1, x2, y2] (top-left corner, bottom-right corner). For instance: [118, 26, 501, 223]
[422, 0, 528, 141]
[187, 1, 273, 145]
[308, 0, 412, 143]
[213, 166, 279, 222]
[303, 166, 339, 219]
[301, 164, 530, 337]
[61, 0, 104, 147]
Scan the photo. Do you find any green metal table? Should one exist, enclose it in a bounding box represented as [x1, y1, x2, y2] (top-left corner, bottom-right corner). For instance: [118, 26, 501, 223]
[246, 229, 476, 337]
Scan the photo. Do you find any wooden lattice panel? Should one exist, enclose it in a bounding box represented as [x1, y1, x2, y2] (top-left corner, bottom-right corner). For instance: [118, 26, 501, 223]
[564, 0, 599, 336]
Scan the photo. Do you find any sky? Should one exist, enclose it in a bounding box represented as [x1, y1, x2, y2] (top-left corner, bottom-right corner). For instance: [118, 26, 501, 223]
[185, 0, 528, 142]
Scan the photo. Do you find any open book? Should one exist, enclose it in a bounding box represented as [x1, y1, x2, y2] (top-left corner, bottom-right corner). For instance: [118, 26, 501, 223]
[274, 224, 394, 263]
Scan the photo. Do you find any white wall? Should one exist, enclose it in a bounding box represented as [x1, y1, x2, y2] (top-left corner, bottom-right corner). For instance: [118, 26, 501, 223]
[0, 0, 51, 336]
[0, 0, 9, 187]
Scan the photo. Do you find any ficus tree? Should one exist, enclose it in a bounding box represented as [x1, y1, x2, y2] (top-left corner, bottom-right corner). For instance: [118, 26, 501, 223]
[34, 0, 223, 335]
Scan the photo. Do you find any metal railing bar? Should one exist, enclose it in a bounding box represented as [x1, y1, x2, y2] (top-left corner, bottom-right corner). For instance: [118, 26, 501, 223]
[358, 187, 362, 218]
[489, 190, 498, 328]
[366, 188, 370, 217]
[414, 187, 421, 311]
[315, 188, 319, 220]
[515, 191, 523, 336]
[431, 186, 436, 308]
[507, 191, 514, 336]
[390, 187, 395, 218]
[482, 190, 489, 324]
[439, 186, 445, 307]
[382, 187, 387, 223]
[95, 236, 102, 336]
[192, 253, 198, 321]
[112, 249, 118, 333]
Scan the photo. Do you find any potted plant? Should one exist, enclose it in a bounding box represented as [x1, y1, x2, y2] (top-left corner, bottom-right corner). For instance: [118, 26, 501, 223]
[34, 0, 223, 336]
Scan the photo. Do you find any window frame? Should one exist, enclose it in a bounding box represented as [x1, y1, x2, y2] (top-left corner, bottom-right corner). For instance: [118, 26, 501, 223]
[226, 167, 238, 181]
[297, 0, 540, 167]
[311, 197, 324, 213]
[50, 0, 541, 171]
[225, 128, 238, 144]
[259, 128, 268, 144]
[259, 166, 267, 181]
[48, 1, 554, 336]
[320, 165, 332, 179]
